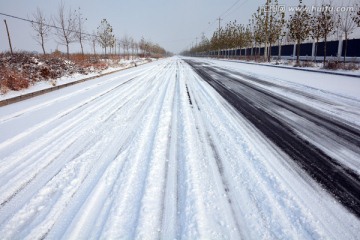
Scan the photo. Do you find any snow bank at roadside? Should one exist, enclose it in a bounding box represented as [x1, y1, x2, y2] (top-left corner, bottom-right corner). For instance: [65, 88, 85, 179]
[0, 58, 151, 101]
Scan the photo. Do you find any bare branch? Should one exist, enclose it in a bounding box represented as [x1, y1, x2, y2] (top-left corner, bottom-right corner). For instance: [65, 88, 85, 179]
[31, 8, 51, 54]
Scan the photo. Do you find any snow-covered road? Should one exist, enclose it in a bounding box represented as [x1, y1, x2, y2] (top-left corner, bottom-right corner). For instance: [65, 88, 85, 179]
[0, 57, 359, 239]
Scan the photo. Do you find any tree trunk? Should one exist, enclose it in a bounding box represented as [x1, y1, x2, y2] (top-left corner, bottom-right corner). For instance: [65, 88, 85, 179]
[80, 40, 84, 55]
[344, 32, 348, 64]
[41, 34, 46, 54]
[278, 39, 281, 59]
[296, 39, 301, 64]
[323, 35, 327, 66]
[66, 43, 70, 59]
[268, 43, 272, 62]
[93, 41, 96, 55]
[42, 43, 46, 55]
[314, 39, 318, 62]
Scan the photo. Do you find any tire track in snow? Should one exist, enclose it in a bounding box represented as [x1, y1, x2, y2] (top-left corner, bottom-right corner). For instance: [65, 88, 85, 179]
[161, 64, 180, 239]
[47, 63, 173, 239]
[91, 60, 176, 239]
[0, 63, 162, 175]
[185, 64, 249, 239]
[171, 60, 241, 239]
[0, 63, 162, 152]
[2, 62, 170, 236]
[0, 70, 157, 213]
[133, 63, 178, 239]
[185, 68, 243, 238]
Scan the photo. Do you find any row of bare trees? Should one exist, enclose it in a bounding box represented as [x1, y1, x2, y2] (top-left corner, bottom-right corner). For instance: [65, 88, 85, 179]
[30, 2, 167, 58]
[31, 2, 85, 58]
[186, 0, 360, 64]
[288, 0, 359, 64]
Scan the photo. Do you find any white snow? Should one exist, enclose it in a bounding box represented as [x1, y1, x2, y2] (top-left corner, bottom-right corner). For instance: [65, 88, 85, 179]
[200, 58, 360, 100]
[0, 56, 359, 239]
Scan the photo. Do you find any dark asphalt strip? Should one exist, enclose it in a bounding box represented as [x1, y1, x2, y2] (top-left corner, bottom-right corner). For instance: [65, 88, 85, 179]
[185, 60, 360, 218]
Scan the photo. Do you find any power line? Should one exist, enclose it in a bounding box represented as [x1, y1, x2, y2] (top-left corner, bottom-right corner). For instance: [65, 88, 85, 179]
[0, 12, 97, 37]
[200, 0, 251, 38]
[219, 0, 242, 18]
[165, 0, 252, 51]
[221, 0, 251, 20]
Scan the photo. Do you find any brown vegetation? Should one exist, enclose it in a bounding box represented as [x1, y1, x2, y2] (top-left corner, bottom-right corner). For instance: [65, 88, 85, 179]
[0, 52, 124, 94]
[324, 61, 360, 70]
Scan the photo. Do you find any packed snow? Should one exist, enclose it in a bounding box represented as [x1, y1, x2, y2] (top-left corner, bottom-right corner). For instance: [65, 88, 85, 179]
[0, 57, 359, 239]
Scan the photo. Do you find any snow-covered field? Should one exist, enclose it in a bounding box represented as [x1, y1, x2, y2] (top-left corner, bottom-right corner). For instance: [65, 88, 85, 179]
[0, 57, 359, 239]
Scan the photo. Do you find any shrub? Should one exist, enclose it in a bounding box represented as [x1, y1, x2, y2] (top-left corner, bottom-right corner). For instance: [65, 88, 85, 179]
[324, 61, 341, 70]
[294, 61, 315, 68]
[343, 62, 360, 71]
[0, 68, 29, 91]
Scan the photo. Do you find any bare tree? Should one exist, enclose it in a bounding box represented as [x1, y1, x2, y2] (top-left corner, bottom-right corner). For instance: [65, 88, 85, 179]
[121, 35, 130, 59]
[75, 7, 87, 55]
[288, 0, 312, 64]
[53, 1, 77, 59]
[110, 37, 116, 55]
[134, 41, 139, 58]
[317, 1, 335, 65]
[139, 37, 146, 57]
[266, 0, 286, 61]
[336, 1, 357, 63]
[116, 38, 122, 59]
[310, 11, 322, 60]
[97, 19, 114, 56]
[31, 8, 51, 54]
[129, 37, 135, 60]
[252, 9, 266, 59]
[90, 31, 98, 55]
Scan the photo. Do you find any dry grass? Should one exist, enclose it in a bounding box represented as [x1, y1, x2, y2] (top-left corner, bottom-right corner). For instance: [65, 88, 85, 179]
[323, 61, 341, 70]
[342, 62, 360, 71]
[0, 67, 29, 93]
[0, 52, 118, 93]
[294, 61, 315, 68]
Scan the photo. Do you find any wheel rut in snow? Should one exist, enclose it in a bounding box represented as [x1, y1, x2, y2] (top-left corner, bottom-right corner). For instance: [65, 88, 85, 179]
[185, 59, 360, 218]
[185, 84, 193, 106]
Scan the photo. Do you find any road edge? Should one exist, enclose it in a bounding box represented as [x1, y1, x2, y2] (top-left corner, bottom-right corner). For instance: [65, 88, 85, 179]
[214, 58, 360, 78]
[0, 62, 148, 107]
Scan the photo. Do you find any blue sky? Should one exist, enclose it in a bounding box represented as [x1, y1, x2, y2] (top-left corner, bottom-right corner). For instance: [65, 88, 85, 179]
[0, 0, 357, 53]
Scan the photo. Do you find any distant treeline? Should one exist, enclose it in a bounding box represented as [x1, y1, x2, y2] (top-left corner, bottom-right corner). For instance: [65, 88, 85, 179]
[183, 0, 360, 64]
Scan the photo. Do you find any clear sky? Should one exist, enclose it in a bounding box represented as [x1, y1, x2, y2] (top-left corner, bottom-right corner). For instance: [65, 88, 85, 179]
[0, 0, 358, 54]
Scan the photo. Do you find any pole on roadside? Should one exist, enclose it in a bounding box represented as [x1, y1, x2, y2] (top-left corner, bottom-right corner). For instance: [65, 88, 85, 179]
[264, 0, 269, 62]
[4, 19, 13, 55]
[217, 17, 222, 58]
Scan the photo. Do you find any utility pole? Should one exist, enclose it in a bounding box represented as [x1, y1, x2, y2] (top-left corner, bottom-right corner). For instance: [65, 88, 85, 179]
[217, 17, 222, 58]
[264, 0, 270, 62]
[4, 19, 13, 55]
[117, 41, 121, 59]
